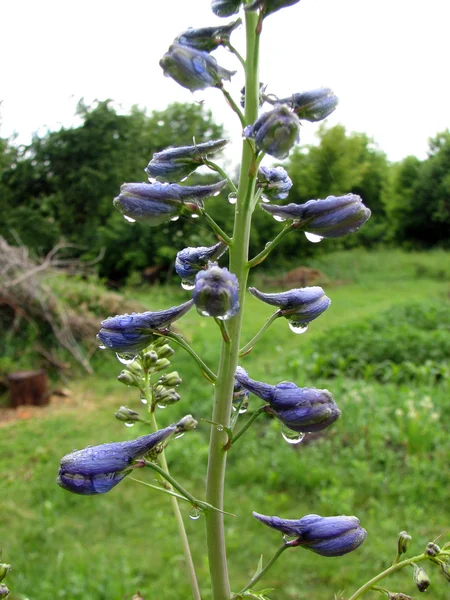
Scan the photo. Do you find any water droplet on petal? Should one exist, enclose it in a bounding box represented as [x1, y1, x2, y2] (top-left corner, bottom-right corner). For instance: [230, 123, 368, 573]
[305, 231, 324, 243]
[191, 213, 200, 219]
[273, 215, 286, 223]
[140, 397, 148, 405]
[116, 353, 137, 365]
[281, 424, 305, 445]
[189, 506, 201, 520]
[157, 403, 167, 409]
[170, 215, 180, 222]
[124, 215, 136, 223]
[198, 308, 211, 317]
[228, 192, 237, 205]
[181, 280, 195, 291]
[125, 422, 135, 428]
[174, 431, 185, 439]
[232, 402, 248, 415]
[288, 321, 308, 335]
[261, 197, 270, 203]
[98, 345, 106, 350]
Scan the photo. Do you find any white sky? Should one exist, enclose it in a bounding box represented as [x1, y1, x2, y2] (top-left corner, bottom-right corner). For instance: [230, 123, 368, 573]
[1, 0, 449, 163]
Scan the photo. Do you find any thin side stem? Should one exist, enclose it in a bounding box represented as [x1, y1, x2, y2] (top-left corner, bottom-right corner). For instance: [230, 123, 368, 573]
[248, 224, 294, 268]
[236, 544, 289, 596]
[230, 406, 266, 447]
[218, 85, 246, 128]
[225, 42, 246, 69]
[203, 158, 238, 194]
[164, 332, 217, 383]
[200, 209, 233, 245]
[239, 310, 281, 356]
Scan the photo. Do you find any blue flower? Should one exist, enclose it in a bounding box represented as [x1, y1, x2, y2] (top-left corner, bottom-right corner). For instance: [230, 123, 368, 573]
[114, 180, 226, 225]
[57, 425, 178, 495]
[146, 139, 228, 183]
[261, 194, 371, 238]
[97, 300, 194, 353]
[235, 367, 341, 433]
[176, 19, 241, 52]
[253, 512, 367, 557]
[257, 166, 292, 201]
[211, 0, 242, 17]
[160, 43, 236, 92]
[277, 88, 338, 122]
[248, 286, 330, 328]
[246, 0, 301, 17]
[175, 242, 228, 283]
[244, 106, 300, 159]
[193, 263, 239, 320]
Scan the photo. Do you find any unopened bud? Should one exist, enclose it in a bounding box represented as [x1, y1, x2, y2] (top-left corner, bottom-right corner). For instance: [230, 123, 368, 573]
[398, 531, 412, 555]
[151, 336, 169, 349]
[388, 594, 415, 600]
[0, 565, 10, 583]
[439, 561, 450, 582]
[142, 350, 158, 370]
[158, 371, 182, 387]
[176, 414, 198, 432]
[117, 370, 140, 387]
[154, 388, 180, 406]
[413, 564, 430, 592]
[193, 263, 239, 320]
[153, 358, 171, 373]
[0, 584, 10, 599]
[115, 406, 141, 424]
[156, 344, 175, 359]
[426, 542, 441, 557]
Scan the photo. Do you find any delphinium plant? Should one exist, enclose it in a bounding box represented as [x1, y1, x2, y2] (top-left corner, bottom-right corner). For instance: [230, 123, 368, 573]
[56, 2, 450, 599]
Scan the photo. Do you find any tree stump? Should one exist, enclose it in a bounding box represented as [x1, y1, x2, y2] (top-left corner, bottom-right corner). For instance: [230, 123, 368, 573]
[7, 370, 49, 408]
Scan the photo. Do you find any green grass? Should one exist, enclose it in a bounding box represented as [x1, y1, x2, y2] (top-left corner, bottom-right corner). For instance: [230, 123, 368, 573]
[1, 249, 450, 600]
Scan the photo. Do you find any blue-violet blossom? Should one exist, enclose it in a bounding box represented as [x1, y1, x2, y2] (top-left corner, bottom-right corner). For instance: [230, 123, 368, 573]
[175, 241, 228, 283]
[193, 263, 239, 320]
[211, 0, 242, 17]
[176, 19, 241, 52]
[261, 194, 371, 238]
[235, 367, 341, 433]
[277, 88, 338, 122]
[253, 512, 367, 557]
[244, 105, 300, 159]
[257, 166, 292, 201]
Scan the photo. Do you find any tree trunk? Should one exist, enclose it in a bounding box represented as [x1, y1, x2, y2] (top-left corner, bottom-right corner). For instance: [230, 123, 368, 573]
[8, 370, 49, 408]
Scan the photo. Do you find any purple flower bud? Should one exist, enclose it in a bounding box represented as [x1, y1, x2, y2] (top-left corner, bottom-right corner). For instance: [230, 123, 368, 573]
[97, 300, 194, 353]
[114, 180, 226, 226]
[248, 286, 330, 327]
[176, 19, 241, 52]
[261, 194, 371, 238]
[0, 584, 9, 599]
[246, 0, 301, 17]
[257, 166, 292, 201]
[253, 512, 367, 557]
[244, 106, 300, 159]
[235, 367, 340, 433]
[193, 263, 239, 320]
[211, 0, 242, 17]
[277, 88, 338, 122]
[57, 425, 177, 495]
[146, 139, 228, 183]
[160, 43, 236, 92]
[175, 241, 228, 283]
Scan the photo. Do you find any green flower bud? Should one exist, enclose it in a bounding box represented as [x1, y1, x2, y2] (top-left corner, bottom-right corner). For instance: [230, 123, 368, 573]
[153, 358, 171, 373]
[117, 370, 140, 387]
[388, 594, 415, 600]
[142, 350, 159, 370]
[0, 584, 9, 599]
[0, 565, 10, 583]
[115, 406, 141, 424]
[398, 531, 412, 555]
[426, 542, 441, 557]
[151, 336, 169, 349]
[154, 388, 181, 406]
[155, 344, 175, 359]
[158, 371, 182, 387]
[176, 414, 198, 432]
[413, 564, 430, 592]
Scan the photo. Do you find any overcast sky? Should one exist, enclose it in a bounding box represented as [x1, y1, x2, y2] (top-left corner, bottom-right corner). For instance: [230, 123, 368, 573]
[1, 0, 449, 163]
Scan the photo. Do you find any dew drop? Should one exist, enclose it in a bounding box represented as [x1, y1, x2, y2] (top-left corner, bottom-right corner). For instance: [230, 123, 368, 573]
[189, 506, 201, 520]
[191, 213, 200, 219]
[261, 196, 270, 203]
[281, 425, 305, 445]
[232, 403, 248, 415]
[304, 231, 324, 243]
[273, 215, 286, 223]
[181, 280, 195, 291]
[124, 215, 136, 223]
[125, 422, 135, 428]
[140, 397, 148, 405]
[98, 344, 106, 350]
[228, 192, 237, 205]
[157, 403, 167, 409]
[198, 308, 211, 317]
[116, 352, 137, 365]
[170, 215, 180, 222]
[288, 321, 308, 335]
[174, 431, 185, 439]
[216, 424, 224, 432]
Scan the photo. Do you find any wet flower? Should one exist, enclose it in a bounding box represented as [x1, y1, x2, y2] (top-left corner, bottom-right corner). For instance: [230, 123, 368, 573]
[253, 512, 367, 557]
[413, 565, 430, 592]
[248, 286, 330, 328]
[235, 367, 340, 433]
[114, 180, 226, 225]
[398, 531, 412, 555]
[246, 0, 301, 17]
[193, 263, 239, 320]
[277, 88, 338, 122]
[211, 0, 242, 17]
[175, 241, 228, 283]
[97, 300, 194, 353]
[261, 194, 371, 238]
[0, 584, 9, 599]
[244, 105, 300, 159]
[115, 406, 141, 424]
[176, 19, 241, 52]
[257, 166, 292, 201]
[160, 43, 236, 92]
[57, 424, 178, 495]
[145, 139, 228, 183]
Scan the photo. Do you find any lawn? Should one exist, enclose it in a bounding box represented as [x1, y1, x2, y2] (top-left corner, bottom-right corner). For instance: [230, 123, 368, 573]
[1, 248, 449, 600]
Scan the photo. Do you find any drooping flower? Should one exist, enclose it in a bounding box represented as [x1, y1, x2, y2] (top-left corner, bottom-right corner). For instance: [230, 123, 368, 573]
[246, 0, 301, 17]
[145, 139, 228, 183]
[193, 263, 239, 320]
[257, 166, 292, 201]
[211, 0, 242, 17]
[175, 241, 228, 283]
[97, 300, 194, 354]
[248, 286, 330, 329]
[253, 512, 367, 557]
[277, 88, 338, 122]
[244, 105, 300, 159]
[235, 367, 341, 433]
[176, 19, 241, 52]
[261, 194, 371, 238]
[57, 424, 178, 495]
[160, 43, 236, 92]
[113, 180, 226, 225]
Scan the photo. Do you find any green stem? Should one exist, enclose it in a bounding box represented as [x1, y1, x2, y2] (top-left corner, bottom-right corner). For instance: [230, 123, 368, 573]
[203, 158, 238, 195]
[200, 209, 233, 245]
[148, 410, 202, 600]
[218, 85, 246, 128]
[129, 477, 191, 503]
[164, 332, 217, 383]
[215, 318, 231, 343]
[248, 224, 294, 268]
[239, 310, 281, 356]
[230, 406, 266, 447]
[235, 544, 289, 596]
[205, 11, 261, 600]
[225, 42, 246, 69]
[347, 553, 429, 600]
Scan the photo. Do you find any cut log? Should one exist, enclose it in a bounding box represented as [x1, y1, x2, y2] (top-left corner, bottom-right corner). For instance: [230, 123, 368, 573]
[7, 370, 49, 408]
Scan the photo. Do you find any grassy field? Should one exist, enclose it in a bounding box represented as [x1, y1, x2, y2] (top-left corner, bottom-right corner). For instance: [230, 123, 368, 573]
[1, 248, 450, 600]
